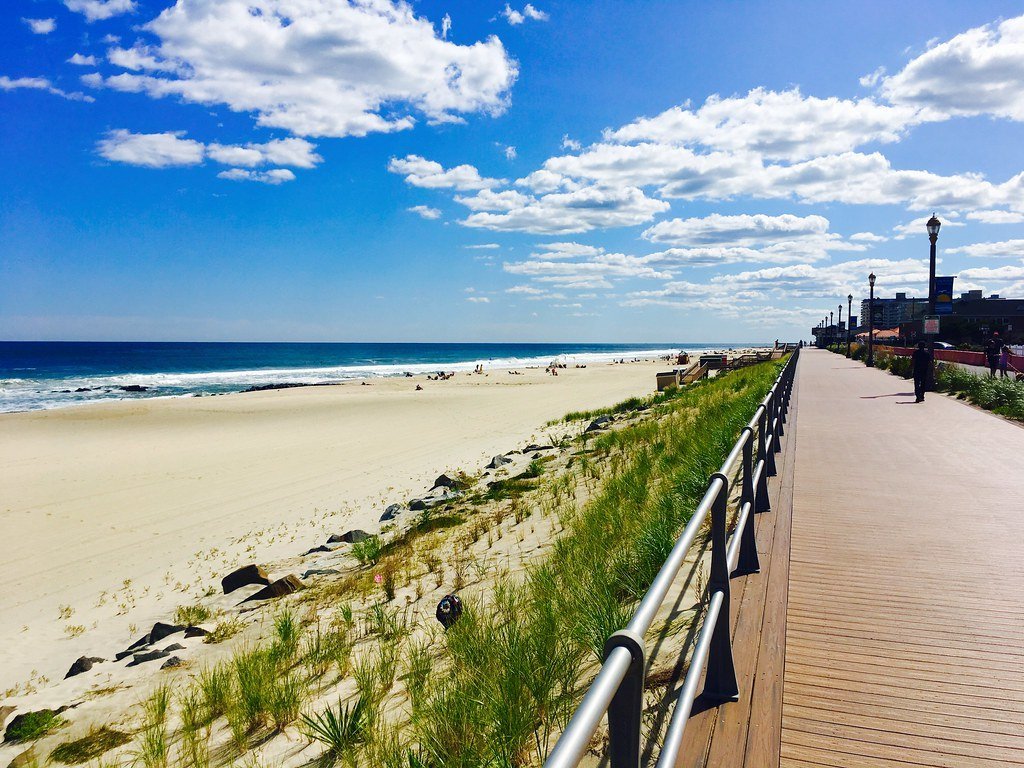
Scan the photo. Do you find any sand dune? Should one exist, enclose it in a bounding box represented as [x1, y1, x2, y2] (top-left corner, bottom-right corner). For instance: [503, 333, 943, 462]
[0, 360, 662, 694]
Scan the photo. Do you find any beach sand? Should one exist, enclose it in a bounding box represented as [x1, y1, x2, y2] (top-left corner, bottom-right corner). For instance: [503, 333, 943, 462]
[0, 360, 663, 694]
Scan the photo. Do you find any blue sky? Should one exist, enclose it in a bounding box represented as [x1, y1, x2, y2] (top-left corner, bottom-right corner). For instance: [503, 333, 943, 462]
[4, 0, 1024, 342]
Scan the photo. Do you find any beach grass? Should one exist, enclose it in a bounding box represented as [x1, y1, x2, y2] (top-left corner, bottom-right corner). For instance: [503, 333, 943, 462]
[49, 727, 130, 764]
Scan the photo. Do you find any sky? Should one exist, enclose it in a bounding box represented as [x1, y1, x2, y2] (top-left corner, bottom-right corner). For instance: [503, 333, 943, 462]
[4, 0, 1024, 343]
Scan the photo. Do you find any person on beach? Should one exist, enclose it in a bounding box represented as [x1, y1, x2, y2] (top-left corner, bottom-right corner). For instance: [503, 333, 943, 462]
[985, 333, 1001, 377]
[912, 341, 931, 403]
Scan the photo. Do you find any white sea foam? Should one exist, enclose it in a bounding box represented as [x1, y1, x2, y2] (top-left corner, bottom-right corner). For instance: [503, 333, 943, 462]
[0, 346, 724, 414]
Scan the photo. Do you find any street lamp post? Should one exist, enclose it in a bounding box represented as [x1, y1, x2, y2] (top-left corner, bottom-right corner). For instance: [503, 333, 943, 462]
[867, 273, 876, 367]
[846, 294, 853, 357]
[838, 304, 843, 349]
[926, 214, 941, 388]
[830, 311, 834, 346]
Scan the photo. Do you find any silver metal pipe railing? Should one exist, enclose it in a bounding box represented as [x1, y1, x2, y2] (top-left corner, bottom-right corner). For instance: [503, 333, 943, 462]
[543, 347, 800, 768]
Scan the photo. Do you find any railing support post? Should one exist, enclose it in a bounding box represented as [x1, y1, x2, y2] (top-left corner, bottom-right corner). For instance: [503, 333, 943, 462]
[604, 629, 645, 768]
[764, 392, 778, 476]
[703, 474, 739, 703]
[734, 429, 760, 575]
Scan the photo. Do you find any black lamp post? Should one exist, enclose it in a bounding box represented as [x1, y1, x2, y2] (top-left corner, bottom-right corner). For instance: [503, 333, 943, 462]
[926, 214, 941, 388]
[867, 273, 876, 367]
[846, 293, 853, 357]
[830, 311, 834, 345]
[838, 303, 843, 348]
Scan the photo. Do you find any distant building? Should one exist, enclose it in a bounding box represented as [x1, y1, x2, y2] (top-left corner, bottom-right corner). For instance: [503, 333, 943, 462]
[952, 292, 1024, 336]
[860, 292, 927, 329]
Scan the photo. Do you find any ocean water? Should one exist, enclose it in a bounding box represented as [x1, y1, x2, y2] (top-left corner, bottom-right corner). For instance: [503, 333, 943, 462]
[0, 341, 737, 413]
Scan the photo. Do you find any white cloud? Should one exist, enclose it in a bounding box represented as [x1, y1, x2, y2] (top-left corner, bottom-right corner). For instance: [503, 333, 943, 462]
[102, 34, 121, 44]
[97, 129, 204, 167]
[561, 134, 581, 151]
[502, 3, 548, 25]
[64, 0, 137, 22]
[207, 138, 321, 168]
[946, 240, 1024, 259]
[68, 53, 99, 66]
[505, 285, 546, 295]
[441, 13, 451, 39]
[881, 15, 1024, 121]
[389, 155, 502, 191]
[461, 185, 669, 234]
[92, 0, 517, 138]
[217, 168, 296, 184]
[97, 130, 321, 173]
[504, 145, 517, 160]
[850, 231, 888, 242]
[408, 205, 442, 219]
[464, 243, 500, 249]
[466, 296, 490, 303]
[966, 210, 1024, 224]
[455, 188, 530, 211]
[642, 213, 830, 247]
[606, 88, 918, 161]
[532, 242, 604, 258]
[23, 18, 56, 34]
[891, 213, 965, 240]
[0, 76, 94, 103]
[859, 66, 886, 88]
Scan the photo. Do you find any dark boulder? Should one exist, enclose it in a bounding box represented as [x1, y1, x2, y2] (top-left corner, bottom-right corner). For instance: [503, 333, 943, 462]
[221, 564, 271, 594]
[433, 474, 457, 489]
[150, 622, 184, 643]
[379, 503, 403, 522]
[328, 530, 370, 544]
[183, 626, 209, 639]
[301, 568, 340, 579]
[302, 544, 333, 555]
[408, 498, 427, 511]
[160, 656, 183, 670]
[119, 385, 148, 393]
[65, 656, 105, 679]
[127, 649, 170, 667]
[585, 415, 614, 433]
[241, 574, 304, 603]
[162, 643, 185, 653]
[486, 455, 512, 469]
[524, 444, 554, 452]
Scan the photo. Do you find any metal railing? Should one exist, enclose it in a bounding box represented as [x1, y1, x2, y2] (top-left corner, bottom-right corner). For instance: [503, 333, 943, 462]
[544, 348, 799, 768]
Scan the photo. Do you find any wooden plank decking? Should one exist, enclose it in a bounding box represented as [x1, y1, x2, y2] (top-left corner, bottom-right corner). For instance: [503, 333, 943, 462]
[678, 348, 1024, 768]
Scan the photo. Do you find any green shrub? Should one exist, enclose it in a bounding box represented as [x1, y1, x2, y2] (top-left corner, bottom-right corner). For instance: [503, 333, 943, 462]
[4, 710, 63, 743]
[50, 728, 130, 764]
[173, 604, 211, 626]
[352, 536, 383, 566]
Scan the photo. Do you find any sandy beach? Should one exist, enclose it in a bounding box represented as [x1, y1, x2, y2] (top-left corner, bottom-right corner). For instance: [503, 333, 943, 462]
[0, 360, 663, 695]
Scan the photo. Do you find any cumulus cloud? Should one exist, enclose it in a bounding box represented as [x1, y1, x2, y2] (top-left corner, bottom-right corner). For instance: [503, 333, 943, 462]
[502, 3, 548, 25]
[850, 231, 888, 242]
[97, 130, 321, 173]
[503, 145, 517, 160]
[966, 210, 1024, 224]
[97, 129, 205, 167]
[68, 53, 99, 66]
[460, 185, 669, 234]
[606, 88, 918, 161]
[561, 134, 581, 151]
[64, 0, 137, 22]
[642, 213, 830, 247]
[891, 213, 966, 240]
[466, 296, 490, 303]
[217, 168, 296, 184]
[23, 18, 56, 34]
[441, 13, 451, 39]
[389, 155, 502, 191]
[946, 240, 1024, 259]
[881, 15, 1024, 120]
[90, 0, 517, 138]
[0, 76, 94, 102]
[408, 205, 442, 219]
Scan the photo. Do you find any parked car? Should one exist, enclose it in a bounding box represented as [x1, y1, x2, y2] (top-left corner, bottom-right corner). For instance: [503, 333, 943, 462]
[933, 341, 955, 350]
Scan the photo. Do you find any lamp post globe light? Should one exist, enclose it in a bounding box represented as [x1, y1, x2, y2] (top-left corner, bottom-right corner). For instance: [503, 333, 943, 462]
[847, 293, 853, 357]
[867, 272, 876, 367]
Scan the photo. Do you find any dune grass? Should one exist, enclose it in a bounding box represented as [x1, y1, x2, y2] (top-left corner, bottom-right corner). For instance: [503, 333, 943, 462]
[49, 727, 130, 764]
[410, 361, 783, 767]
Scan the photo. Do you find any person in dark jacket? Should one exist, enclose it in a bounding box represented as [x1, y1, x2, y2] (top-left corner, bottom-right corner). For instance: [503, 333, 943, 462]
[912, 341, 932, 403]
[985, 333, 1002, 377]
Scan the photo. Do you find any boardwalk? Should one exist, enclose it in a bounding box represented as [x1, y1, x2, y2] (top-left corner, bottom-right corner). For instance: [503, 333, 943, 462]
[681, 348, 1024, 767]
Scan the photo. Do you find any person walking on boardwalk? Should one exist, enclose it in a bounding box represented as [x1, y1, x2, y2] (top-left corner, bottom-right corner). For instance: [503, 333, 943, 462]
[999, 342, 1010, 378]
[985, 333, 1002, 377]
[912, 341, 931, 403]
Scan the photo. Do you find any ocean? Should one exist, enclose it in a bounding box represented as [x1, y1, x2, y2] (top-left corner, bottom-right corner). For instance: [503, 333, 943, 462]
[0, 341, 740, 413]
